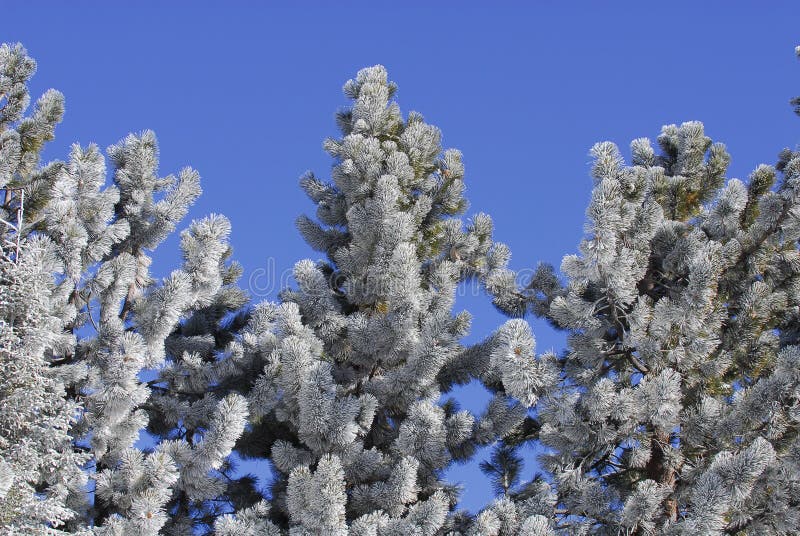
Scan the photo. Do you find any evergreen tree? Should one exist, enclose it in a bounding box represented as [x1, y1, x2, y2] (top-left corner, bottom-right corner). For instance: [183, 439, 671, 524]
[490, 105, 800, 532]
[213, 65, 557, 534]
[0, 42, 89, 534]
[0, 239, 90, 533]
[3, 38, 800, 536]
[0, 43, 247, 534]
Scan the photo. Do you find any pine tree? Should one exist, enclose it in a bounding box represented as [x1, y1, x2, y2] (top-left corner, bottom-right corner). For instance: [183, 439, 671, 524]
[0, 43, 89, 534]
[0, 42, 247, 534]
[490, 109, 800, 532]
[0, 240, 90, 533]
[5, 43, 543, 535]
[213, 65, 558, 534]
[4, 38, 800, 536]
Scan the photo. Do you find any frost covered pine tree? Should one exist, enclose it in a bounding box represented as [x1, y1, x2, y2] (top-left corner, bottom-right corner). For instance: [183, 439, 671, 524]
[211, 65, 558, 535]
[0, 43, 90, 533]
[0, 42, 249, 534]
[4, 44, 553, 535]
[488, 70, 800, 531]
[6, 37, 800, 536]
[0, 239, 90, 533]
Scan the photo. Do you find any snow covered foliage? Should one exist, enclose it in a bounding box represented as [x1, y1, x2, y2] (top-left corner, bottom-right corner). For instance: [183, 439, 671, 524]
[2, 44, 554, 534]
[0, 239, 89, 533]
[0, 43, 246, 534]
[492, 121, 800, 534]
[214, 64, 557, 534]
[0, 43, 89, 534]
[3, 39, 800, 535]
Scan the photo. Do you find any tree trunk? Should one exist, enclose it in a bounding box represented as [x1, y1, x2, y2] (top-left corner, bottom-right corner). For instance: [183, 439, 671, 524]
[646, 430, 678, 523]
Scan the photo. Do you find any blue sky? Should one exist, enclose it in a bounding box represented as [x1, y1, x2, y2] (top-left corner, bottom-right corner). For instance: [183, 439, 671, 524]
[6, 0, 799, 514]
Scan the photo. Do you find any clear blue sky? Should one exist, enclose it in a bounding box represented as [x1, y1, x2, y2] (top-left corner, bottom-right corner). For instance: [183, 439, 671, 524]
[6, 0, 799, 514]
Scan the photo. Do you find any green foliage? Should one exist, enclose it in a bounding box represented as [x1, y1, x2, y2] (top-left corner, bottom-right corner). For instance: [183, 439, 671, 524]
[479, 444, 523, 496]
